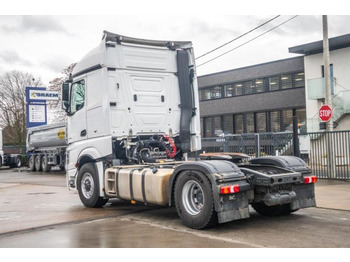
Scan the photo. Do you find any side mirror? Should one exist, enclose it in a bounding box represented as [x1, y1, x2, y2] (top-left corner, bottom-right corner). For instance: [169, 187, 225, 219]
[62, 82, 70, 113]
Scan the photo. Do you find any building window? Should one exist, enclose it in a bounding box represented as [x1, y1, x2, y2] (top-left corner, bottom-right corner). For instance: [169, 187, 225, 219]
[245, 113, 255, 133]
[255, 79, 265, 93]
[200, 118, 204, 138]
[270, 111, 280, 132]
[211, 86, 222, 99]
[269, 76, 280, 91]
[224, 84, 234, 97]
[256, 112, 267, 133]
[294, 72, 305, 88]
[223, 115, 233, 135]
[234, 83, 243, 96]
[243, 80, 254, 95]
[281, 74, 292, 89]
[281, 109, 293, 131]
[204, 118, 212, 137]
[199, 88, 211, 101]
[234, 114, 243, 134]
[214, 116, 222, 136]
[296, 108, 306, 124]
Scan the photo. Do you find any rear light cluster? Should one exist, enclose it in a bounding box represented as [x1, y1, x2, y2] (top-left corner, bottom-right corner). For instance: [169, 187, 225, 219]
[304, 176, 317, 184]
[220, 185, 240, 194]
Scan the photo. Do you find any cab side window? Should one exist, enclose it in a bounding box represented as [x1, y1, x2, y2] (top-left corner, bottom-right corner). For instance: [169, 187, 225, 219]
[70, 80, 85, 113]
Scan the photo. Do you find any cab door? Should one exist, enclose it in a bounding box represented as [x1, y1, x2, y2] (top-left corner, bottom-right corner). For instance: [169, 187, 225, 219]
[67, 79, 87, 144]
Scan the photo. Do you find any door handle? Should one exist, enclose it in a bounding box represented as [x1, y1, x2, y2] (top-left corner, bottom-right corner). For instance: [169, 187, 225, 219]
[80, 129, 86, 137]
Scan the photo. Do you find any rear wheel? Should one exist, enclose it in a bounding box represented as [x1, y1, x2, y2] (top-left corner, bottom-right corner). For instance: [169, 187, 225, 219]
[251, 202, 294, 216]
[28, 155, 36, 171]
[41, 155, 52, 172]
[77, 163, 108, 208]
[34, 155, 42, 171]
[174, 170, 217, 229]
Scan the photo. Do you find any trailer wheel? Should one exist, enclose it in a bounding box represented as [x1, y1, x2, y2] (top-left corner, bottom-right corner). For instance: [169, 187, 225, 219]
[34, 155, 42, 171]
[251, 202, 293, 216]
[77, 163, 108, 208]
[41, 156, 52, 172]
[174, 170, 217, 229]
[28, 155, 36, 171]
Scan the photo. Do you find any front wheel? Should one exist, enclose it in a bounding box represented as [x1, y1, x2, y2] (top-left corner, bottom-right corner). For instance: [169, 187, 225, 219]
[174, 170, 217, 229]
[77, 163, 108, 208]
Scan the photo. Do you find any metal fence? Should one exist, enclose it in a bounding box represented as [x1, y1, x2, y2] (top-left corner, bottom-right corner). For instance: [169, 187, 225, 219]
[306, 131, 350, 180]
[198, 131, 350, 180]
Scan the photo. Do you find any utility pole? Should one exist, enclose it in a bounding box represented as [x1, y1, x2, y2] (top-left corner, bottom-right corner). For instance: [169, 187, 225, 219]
[322, 15, 336, 179]
[323, 15, 333, 131]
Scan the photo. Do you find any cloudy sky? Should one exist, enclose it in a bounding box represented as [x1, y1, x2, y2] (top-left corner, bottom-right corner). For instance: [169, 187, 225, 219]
[1, 2, 350, 86]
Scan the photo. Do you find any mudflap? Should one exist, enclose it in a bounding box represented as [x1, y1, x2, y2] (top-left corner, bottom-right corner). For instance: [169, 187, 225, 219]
[216, 184, 251, 224]
[290, 183, 316, 210]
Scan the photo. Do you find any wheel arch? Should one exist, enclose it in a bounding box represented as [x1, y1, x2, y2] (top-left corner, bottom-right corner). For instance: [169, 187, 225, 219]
[169, 161, 225, 212]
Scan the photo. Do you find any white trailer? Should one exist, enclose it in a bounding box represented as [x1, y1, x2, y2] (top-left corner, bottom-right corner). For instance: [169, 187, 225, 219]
[26, 122, 67, 172]
[61, 31, 317, 229]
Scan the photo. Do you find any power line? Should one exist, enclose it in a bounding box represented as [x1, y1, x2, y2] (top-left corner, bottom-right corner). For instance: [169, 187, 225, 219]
[197, 15, 299, 68]
[195, 15, 280, 60]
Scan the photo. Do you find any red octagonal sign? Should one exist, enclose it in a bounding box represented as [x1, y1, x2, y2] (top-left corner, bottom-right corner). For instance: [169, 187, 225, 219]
[319, 105, 333, 122]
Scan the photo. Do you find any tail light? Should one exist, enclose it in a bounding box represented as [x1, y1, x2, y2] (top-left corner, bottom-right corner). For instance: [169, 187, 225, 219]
[304, 176, 317, 184]
[220, 185, 240, 194]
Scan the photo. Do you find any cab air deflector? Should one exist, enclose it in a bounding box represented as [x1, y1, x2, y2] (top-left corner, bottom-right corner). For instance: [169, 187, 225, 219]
[176, 50, 194, 153]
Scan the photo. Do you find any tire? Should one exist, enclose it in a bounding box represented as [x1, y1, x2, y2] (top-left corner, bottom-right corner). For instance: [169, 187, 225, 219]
[28, 155, 36, 171]
[15, 155, 22, 168]
[41, 155, 52, 172]
[59, 165, 65, 171]
[77, 163, 108, 208]
[34, 155, 42, 172]
[251, 202, 294, 216]
[174, 170, 217, 229]
[0, 156, 2, 168]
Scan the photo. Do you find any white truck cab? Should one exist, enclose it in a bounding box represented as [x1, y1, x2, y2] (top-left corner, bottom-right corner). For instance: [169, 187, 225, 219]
[62, 31, 201, 196]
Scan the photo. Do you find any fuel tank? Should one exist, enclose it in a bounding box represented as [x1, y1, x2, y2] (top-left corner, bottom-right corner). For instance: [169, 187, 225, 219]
[105, 166, 174, 206]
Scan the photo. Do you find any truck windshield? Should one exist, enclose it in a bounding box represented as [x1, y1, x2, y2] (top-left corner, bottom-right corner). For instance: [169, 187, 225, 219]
[70, 80, 85, 114]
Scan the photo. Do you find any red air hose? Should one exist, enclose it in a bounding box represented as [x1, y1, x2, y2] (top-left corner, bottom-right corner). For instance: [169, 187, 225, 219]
[163, 135, 177, 158]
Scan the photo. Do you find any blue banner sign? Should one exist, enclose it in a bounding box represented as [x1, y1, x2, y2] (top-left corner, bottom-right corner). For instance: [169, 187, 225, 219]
[26, 87, 50, 128]
[26, 87, 59, 103]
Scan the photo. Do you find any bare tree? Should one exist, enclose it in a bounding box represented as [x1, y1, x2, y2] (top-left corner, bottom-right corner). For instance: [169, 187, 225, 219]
[0, 71, 42, 153]
[47, 63, 76, 123]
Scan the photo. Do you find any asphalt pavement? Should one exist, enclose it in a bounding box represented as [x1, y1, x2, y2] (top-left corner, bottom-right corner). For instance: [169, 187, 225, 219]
[0, 168, 349, 248]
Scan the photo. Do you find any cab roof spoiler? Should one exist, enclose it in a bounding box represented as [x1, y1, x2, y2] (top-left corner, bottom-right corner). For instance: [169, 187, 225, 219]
[103, 30, 193, 50]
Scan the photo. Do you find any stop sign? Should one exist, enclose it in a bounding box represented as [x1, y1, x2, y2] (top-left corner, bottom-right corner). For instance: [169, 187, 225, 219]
[319, 105, 333, 122]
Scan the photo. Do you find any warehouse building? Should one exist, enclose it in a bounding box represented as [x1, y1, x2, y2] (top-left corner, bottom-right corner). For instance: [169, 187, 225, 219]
[198, 34, 350, 137]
